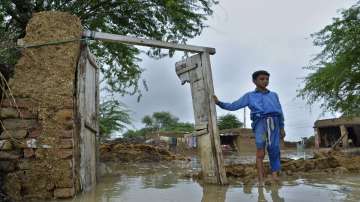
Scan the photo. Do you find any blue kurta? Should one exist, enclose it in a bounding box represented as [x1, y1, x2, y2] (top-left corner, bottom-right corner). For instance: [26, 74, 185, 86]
[216, 89, 284, 172]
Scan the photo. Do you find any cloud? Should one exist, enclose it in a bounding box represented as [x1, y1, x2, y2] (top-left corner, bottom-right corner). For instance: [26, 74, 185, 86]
[119, 0, 357, 141]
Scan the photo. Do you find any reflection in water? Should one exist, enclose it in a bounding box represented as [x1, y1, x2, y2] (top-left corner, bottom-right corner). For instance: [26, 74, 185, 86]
[58, 152, 360, 202]
[201, 184, 228, 202]
[258, 187, 266, 202]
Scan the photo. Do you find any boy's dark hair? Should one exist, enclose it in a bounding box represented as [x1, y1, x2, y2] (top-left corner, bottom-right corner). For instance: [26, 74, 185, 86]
[252, 70, 270, 80]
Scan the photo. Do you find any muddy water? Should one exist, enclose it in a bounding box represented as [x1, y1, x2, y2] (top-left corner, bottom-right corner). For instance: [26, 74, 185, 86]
[59, 151, 360, 202]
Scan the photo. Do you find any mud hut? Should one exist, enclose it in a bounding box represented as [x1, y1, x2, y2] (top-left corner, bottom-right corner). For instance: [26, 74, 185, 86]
[314, 117, 360, 149]
[219, 128, 254, 152]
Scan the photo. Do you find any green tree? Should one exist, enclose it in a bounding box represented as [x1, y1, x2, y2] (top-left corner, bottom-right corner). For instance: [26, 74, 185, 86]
[298, 4, 360, 116]
[99, 99, 131, 141]
[168, 122, 194, 133]
[142, 115, 154, 128]
[141, 111, 179, 131]
[152, 111, 179, 130]
[0, 0, 217, 97]
[125, 111, 193, 138]
[218, 114, 243, 130]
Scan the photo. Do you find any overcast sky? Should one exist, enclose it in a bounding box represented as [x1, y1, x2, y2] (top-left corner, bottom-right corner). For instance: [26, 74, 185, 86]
[118, 0, 357, 141]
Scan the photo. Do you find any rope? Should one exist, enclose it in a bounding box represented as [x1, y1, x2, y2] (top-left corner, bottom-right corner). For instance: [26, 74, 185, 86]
[0, 37, 90, 54]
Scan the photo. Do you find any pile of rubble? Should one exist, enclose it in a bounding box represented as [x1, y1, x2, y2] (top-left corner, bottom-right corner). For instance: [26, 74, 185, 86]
[224, 151, 360, 184]
[99, 143, 189, 162]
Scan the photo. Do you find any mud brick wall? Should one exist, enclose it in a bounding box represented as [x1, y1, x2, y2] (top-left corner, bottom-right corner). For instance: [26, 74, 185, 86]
[0, 12, 82, 201]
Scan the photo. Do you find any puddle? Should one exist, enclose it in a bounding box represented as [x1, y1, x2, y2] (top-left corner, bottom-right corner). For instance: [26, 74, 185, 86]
[57, 151, 360, 202]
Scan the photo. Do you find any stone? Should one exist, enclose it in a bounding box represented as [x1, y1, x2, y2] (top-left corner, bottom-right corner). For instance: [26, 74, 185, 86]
[0, 140, 13, 150]
[2, 119, 37, 130]
[54, 187, 75, 198]
[0, 129, 28, 139]
[24, 148, 35, 158]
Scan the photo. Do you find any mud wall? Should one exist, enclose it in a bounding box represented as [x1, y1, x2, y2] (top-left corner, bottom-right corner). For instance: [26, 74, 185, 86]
[0, 11, 83, 201]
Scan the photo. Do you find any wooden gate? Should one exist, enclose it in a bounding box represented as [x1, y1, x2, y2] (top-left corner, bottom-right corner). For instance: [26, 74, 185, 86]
[175, 53, 227, 184]
[76, 45, 99, 191]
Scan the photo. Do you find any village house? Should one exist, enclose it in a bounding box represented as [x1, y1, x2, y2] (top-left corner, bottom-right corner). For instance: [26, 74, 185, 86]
[314, 117, 360, 149]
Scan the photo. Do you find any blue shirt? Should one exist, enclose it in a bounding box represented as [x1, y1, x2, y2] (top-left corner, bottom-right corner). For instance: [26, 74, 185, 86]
[217, 90, 285, 128]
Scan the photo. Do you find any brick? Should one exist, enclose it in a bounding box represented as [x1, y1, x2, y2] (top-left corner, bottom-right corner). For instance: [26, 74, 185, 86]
[0, 108, 36, 119]
[2, 119, 37, 130]
[56, 149, 73, 159]
[64, 121, 74, 130]
[0, 108, 19, 119]
[0, 129, 28, 139]
[19, 109, 37, 119]
[28, 127, 42, 138]
[58, 139, 73, 149]
[1, 98, 34, 109]
[55, 109, 73, 122]
[24, 148, 35, 158]
[60, 130, 73, 138]
[0, 151, 21, 160]
[54, 187, 75, 198]
[63, 99, 74, 109]
[0, 140, 13, 150]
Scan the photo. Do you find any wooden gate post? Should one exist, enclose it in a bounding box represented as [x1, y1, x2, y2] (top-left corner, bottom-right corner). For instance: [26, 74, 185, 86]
[175, 53, 228, 184]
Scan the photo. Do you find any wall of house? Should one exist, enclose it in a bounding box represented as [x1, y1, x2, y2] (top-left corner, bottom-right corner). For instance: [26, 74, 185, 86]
[0, 11, 83, 201]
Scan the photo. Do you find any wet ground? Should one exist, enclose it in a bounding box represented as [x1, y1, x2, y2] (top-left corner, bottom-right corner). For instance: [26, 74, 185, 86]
[58, 150, 360, 202]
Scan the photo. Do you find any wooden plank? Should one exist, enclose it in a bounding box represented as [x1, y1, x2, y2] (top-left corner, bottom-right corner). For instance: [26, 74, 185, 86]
[195, 129, 208, 137]
[175, 63, 198, 75]
[314, 117, 360, 128]
[314, 127, 320, 149]
[331, 125, 348, 150]
[175, 53, 227, 184]
[83, 30, 216, 55]
[77, 46, 97, 191]
[200, 52, 228, 184]
[195, 123, 208, 131]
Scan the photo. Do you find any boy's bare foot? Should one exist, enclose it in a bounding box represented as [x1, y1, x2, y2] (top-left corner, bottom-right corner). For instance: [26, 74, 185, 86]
[271, 172, 279, 181]
[264, 178, 272, 186]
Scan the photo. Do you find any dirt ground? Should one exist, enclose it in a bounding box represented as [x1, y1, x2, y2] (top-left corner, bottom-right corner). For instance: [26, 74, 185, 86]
[223, 150, 360, 185]
[99, 143, 189, 162]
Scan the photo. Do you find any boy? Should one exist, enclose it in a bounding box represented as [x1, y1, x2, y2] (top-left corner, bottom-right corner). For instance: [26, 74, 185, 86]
[213, 70, 285, 186]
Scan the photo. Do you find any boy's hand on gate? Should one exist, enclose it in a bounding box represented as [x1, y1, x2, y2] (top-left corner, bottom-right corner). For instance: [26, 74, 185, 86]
[280, 128, 286, 139]
[213, 95, 219, 104]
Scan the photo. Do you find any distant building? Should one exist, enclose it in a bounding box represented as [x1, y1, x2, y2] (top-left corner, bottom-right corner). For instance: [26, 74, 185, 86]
[314, 117, 360, 149]
[219, 128, 254, 152]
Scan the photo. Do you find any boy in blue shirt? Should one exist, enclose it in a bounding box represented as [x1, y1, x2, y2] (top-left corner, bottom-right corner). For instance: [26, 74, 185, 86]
[213, 70, 286, 186]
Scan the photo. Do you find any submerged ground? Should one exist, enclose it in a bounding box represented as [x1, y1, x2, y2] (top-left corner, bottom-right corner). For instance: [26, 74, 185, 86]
[55, 149, 360, 202]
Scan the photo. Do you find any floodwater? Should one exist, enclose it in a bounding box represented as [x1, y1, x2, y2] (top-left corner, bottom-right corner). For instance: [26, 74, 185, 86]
[58, 150, 360, 202]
